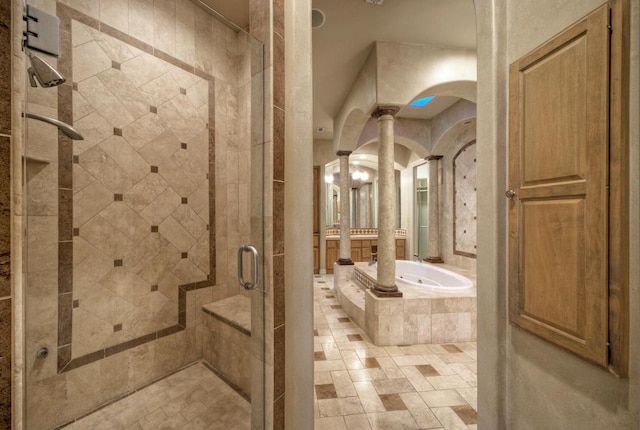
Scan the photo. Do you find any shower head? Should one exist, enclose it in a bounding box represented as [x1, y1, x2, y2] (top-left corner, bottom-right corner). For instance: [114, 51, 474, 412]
[24, 112, 84, 140]
[26, 51, 66, 88]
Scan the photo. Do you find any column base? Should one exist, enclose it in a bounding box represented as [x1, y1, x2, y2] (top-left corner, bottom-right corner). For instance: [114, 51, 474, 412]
[424, 257, 444, 264]
[337, 258, 354, 266]
[371, 285, 403, 298]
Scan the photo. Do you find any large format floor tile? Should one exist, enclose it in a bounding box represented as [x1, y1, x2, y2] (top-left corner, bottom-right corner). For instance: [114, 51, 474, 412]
[314, 274, 477, 430]
[61, 273, 477, 430]
[62, 363, 250, 429]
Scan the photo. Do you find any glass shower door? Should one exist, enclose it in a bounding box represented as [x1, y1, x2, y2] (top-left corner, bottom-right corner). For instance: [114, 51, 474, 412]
[22, 2, 265, 429]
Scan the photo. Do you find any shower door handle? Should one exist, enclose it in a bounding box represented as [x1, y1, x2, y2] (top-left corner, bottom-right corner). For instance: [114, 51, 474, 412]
[237, 244, 259, 290]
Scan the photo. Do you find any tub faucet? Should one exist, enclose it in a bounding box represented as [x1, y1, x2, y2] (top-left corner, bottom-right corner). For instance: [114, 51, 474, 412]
[368, 252, 377, 266]
[369, 246, 378, 266]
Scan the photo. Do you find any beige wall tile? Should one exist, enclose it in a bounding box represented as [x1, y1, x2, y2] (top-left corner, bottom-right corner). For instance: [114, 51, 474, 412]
[153, 7, 176, 56]
[73, 111, 115, 155]
[73, 41, 113, 83]
[99, 0, 129, 33]
[128, 0, 155, 45]
[60, 0, 100, 19]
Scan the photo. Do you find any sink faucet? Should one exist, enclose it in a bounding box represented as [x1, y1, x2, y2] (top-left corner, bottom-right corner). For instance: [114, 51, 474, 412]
[413, 253, 420, 262]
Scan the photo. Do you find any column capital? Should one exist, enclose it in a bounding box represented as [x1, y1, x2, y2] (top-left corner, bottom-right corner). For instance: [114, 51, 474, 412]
[372, 106, 400, 118]
[425, 155, 443, 161]
[336, 150, 352, 157]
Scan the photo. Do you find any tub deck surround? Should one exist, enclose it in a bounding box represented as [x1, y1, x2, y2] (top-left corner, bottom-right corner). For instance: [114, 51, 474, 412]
[202, 295, 252, 400]
[336, 263, 477, 346]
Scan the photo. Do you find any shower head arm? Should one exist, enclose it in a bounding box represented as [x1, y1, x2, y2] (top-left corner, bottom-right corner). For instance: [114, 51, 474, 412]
[24, 112, 84, 140]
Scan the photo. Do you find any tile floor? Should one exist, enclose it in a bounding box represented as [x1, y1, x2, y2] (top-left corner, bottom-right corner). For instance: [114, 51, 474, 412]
[314, 274, 478, 430]
[61, 363, 250, 430]
[60, 273, 477, 430]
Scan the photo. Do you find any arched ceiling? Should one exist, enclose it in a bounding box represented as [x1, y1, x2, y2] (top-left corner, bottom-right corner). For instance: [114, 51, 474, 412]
[312, 0, 477, 139]
[193, 0, 477, 143]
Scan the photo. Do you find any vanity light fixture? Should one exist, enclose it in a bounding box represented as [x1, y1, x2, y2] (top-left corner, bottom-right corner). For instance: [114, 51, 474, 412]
[324, 174, 334, 183]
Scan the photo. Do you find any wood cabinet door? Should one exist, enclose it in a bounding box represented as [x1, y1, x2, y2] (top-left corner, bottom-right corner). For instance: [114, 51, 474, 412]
[326, 240, 337, 274]
[508, 4, 610, 367]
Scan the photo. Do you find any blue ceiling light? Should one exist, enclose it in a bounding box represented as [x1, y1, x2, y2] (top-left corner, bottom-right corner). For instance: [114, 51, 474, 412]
[409, 96, 435, 107]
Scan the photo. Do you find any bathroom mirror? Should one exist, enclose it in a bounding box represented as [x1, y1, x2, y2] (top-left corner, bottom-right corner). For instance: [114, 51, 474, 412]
[324, 163, 401, 229]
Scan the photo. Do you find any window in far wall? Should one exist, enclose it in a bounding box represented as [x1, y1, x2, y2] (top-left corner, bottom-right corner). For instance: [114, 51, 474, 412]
[414, 162, 429, 260]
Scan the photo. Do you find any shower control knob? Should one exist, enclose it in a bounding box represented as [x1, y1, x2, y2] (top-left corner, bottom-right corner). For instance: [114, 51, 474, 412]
[37, 346, 49, 359]
[505, 189, 516, 198]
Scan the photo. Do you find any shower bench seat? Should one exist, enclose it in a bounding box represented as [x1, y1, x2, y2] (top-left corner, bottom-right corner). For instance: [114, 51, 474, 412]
[202, 294, 252, 400]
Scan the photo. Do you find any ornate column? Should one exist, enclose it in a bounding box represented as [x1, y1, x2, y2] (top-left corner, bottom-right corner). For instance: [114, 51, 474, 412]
[372, 107, 402, 297]
[425, 155, 444, 263]
[336, 151, 353, 265]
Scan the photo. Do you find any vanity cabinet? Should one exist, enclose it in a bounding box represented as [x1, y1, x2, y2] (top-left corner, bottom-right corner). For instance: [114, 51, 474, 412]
[325, 238, 405, 273]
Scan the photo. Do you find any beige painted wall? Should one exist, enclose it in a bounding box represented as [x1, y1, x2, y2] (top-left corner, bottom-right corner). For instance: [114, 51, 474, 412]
[476, 0, 639, 428]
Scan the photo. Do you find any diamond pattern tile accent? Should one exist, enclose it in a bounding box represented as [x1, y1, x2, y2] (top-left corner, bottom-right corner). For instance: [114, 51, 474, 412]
[71, 22, 210, 357]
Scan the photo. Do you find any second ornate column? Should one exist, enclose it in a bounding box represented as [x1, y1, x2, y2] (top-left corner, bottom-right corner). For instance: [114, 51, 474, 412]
[336, 151, 353, 265]
[425, 155, 443, 263]
[372, 107, 402, 297]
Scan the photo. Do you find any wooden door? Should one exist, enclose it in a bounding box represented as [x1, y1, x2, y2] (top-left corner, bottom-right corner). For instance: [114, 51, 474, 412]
[508, 4, 610, 367]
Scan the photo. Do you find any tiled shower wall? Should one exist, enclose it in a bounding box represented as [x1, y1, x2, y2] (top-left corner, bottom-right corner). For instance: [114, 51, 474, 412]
[453, 141, 477, 257]
[23, 1, 253, 428]
[0, 0, 12, 427]
[442, 131, 477, 272]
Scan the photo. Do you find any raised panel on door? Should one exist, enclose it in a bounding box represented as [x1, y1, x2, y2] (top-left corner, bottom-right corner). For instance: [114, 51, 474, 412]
[521, 199, 585, 336]
[508, 4, 609, 367]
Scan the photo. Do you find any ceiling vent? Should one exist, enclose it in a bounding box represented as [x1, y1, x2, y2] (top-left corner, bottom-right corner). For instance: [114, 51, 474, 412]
[312, 9, 325, 29]
[365, 0, 384, 4]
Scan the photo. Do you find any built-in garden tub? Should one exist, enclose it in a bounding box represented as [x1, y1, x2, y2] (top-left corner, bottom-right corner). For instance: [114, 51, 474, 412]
[395, 260, 474, 293]
[335, 261, 476, 346]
